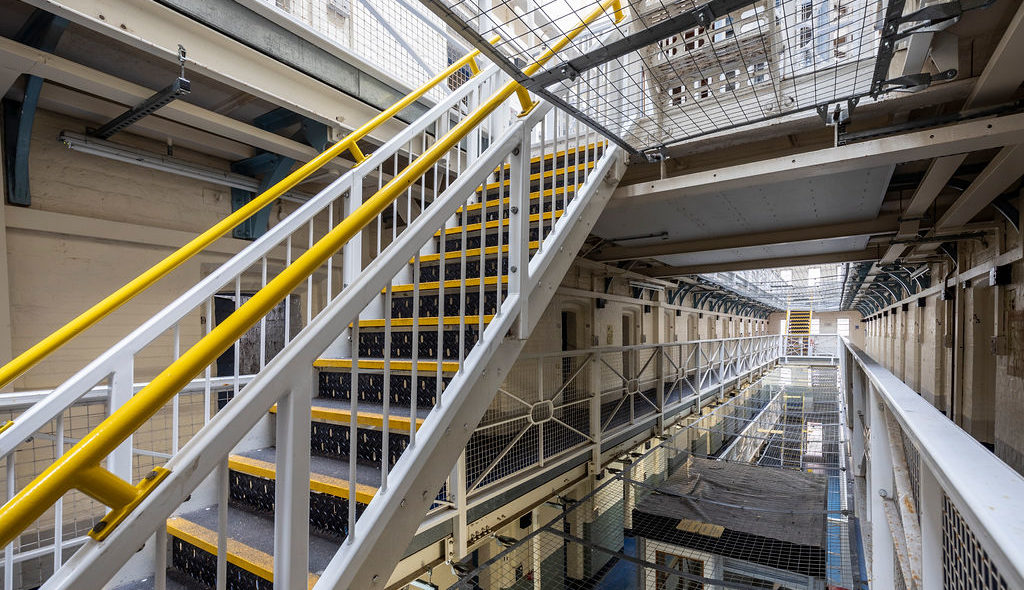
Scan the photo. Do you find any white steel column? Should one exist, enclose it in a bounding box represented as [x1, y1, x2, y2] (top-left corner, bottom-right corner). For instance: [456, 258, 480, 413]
[107, 356, 134, 482]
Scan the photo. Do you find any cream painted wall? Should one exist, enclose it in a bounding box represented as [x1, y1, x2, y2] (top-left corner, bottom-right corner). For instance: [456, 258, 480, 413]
[767, 310, 865, 348]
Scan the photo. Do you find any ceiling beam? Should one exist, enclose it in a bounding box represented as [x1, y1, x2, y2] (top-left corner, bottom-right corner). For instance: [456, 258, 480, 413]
[0, 36, 345, 167]
[613, 111, 1024, 203]
[879, 154, 967, 264]
[590, 215, 901, 262]
[639, 248, 883, 277]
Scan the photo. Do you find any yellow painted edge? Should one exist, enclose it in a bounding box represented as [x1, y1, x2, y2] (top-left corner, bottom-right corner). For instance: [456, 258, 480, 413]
[389, 275, 507, 293]
[357, 314, 494, 328]
[414, 241, 540, 263]
[0, 420, 12, 434]
[269, 404, 423, 431]
[313, 358, 460, 373]
[228, 455, 377, 505]
[461, 184, 579, 214]
[166, 517, 317, 587]
[436, 210, 564, 237]
[479, 161, 596, 191]
[492, 142, 602, 171]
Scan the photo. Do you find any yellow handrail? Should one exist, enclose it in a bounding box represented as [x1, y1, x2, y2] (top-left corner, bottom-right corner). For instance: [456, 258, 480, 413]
[0, 0, 623, 547]
[0, 46, 490, 392]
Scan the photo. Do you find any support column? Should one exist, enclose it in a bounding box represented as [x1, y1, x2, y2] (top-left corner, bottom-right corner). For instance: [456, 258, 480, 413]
[919, 462, 944, 589]
[868, 384, 895, 588]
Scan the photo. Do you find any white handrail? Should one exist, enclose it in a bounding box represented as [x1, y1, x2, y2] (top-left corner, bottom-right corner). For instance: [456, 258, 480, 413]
[843, 339, 1024, 588]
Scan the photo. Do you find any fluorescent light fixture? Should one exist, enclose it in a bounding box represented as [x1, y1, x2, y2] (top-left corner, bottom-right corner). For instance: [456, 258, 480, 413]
[58, 131, 315, 203]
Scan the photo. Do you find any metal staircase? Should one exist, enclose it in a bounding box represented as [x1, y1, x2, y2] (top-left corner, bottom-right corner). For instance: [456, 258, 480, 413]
[786, 308, 812, 355]
[160, 146, 602, 589]
[0, 2, 632, 588]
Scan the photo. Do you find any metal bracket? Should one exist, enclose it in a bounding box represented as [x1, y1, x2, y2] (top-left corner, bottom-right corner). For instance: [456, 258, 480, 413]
[877, 69, 957, 95]
[90, 51, 191, 140]
[896, 0, 995, 37]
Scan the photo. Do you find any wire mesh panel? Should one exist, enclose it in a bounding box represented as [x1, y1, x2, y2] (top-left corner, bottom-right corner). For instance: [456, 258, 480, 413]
[942, 495, 1010, 590]
[422, 0, 891, 155]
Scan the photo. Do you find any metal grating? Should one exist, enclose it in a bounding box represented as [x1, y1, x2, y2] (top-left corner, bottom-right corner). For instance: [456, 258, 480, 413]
[943, 494, 1009, 590]
[419, 0, 898, 157]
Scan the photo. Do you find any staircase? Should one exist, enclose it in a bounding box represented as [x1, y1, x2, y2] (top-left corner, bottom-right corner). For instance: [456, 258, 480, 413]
[786, 309, 812, 355]
[0, 3, 633, 587]
[160, 147, 601, 589]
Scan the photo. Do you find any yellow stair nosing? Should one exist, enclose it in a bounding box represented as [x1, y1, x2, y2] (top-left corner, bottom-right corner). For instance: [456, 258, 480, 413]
[269, 403, 424, 431]
[492, 142, 602, 171]
[357, 314, 493, 328]
[166, 517, 318, 588]
[479, 161, 596, 191]
[389, 275, 508, 293]
[414, 241, 540, 264]
[228, 455, 377, 504]
[436, 210, 564, 237]
[461, 185, 578, 214]
[314, 358, 460, 373]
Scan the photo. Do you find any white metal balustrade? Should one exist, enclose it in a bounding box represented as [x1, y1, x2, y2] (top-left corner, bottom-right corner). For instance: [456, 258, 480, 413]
[842, 340, 1024, 590]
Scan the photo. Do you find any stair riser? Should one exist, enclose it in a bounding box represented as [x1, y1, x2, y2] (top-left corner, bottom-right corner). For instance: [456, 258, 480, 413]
[228, 471, 363, 540]
[311, 421, 411, 470]
[419, 256, 508, 282]
[391, 290, 504, 319]
[318, 371, 447, 408]
[357, 326, 481, 360]
[171, 537, 271, 590]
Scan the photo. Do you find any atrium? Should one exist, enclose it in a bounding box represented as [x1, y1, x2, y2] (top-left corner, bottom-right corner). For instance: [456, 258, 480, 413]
[0, 0, 1021, 588]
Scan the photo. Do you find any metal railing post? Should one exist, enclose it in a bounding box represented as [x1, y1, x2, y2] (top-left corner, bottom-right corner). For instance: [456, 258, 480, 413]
[589, 354, 602, 471]
[718, 340, 725, 401]
[509, 126, 531, 340]
[107, 359, 134, 482]
[655, 344, 665, 434]
[273, 372, 312, 590]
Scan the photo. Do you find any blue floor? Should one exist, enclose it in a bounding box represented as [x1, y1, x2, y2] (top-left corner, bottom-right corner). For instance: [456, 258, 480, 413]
[594, 536, 638, 590]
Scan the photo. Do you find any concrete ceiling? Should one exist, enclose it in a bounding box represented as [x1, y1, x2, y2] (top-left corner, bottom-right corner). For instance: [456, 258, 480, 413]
[591, 165, 893, 271]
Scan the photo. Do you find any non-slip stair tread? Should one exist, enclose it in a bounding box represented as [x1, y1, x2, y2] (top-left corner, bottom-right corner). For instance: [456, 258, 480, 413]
[168, 506, 337, 578]
[311, 397, 431, 421]
[415, 241, 540, 263]
[434, 210, 563, 237]
[314, 358, 460, 373]
[357, 314, 493, 328]
[460, 186, 576, 214]
[232, 448, 380, 502]
[389, 275, 507, 293]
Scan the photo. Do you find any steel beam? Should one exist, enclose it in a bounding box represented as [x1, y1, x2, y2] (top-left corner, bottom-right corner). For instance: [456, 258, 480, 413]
[590, 216, 901, 262]
[614, 112, 1024, 202]
[934, 143, 1024, 231]
[879, 154, 966, 264]
[641, 248, 882, 277]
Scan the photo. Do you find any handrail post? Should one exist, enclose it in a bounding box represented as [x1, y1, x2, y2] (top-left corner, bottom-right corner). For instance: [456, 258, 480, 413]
[273, 372, 312, 590]
[509, 126, 531, 340]
[107, 359, 134, 483]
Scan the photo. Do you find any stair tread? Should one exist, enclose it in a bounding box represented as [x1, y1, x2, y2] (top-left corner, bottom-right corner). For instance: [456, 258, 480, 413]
[314, 358, 460, 373]
[388, 275, 507, 293]
[460, 186, 576, 214]
[415, 241, 540, 264]
[168, 506, 336, 583]
[479, 161, 594, 191]
[357, 314, 493, 328]
[435, 210, 563, 237]
[232, 448, 379, 503]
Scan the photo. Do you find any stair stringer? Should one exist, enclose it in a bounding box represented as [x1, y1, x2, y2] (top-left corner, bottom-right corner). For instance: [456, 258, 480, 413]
[313, 135, 627, 589]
